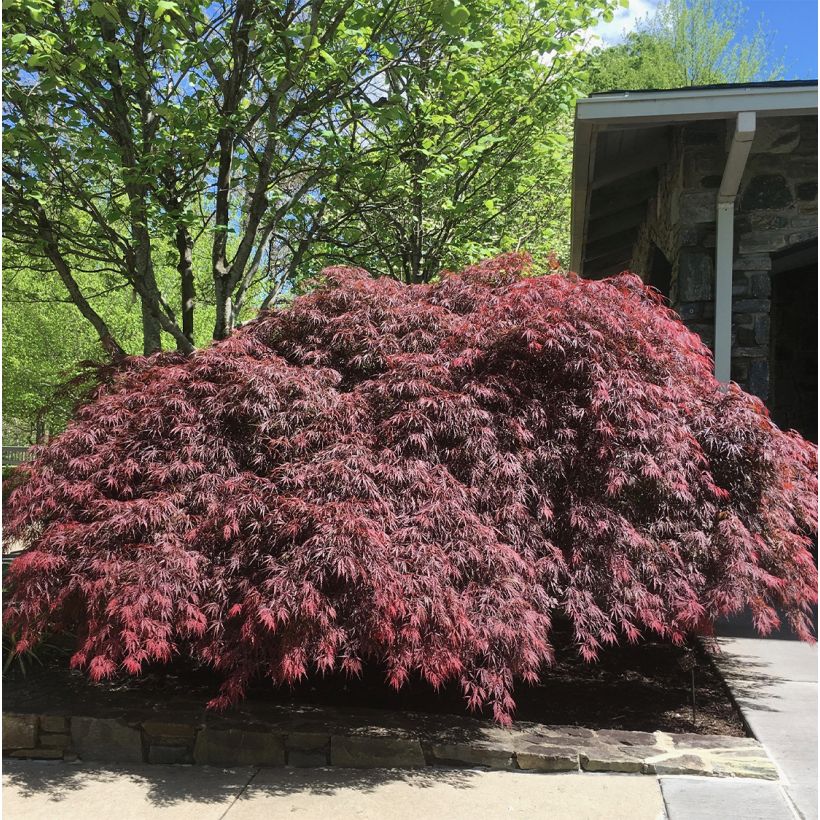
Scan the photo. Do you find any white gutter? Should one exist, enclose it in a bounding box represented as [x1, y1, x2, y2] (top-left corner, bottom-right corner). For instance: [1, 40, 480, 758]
[714, 111, 756, 384]
[576, 84, 817, 125]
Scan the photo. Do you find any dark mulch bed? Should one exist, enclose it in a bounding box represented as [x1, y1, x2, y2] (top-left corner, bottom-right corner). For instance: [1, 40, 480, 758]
[3, 628, 746, 737]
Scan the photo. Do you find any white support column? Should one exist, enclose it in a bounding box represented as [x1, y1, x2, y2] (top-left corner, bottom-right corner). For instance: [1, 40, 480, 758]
[714, 203, 735, 383]
[714, 111, 756, 385]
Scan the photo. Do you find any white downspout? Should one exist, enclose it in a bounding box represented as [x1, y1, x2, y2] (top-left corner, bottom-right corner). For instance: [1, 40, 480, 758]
[714, 111, 756, 384]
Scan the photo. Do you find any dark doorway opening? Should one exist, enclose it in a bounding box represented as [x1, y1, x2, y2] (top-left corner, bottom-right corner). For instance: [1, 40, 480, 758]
[647, 244, 672, 301]
[769, 239, 818, 443]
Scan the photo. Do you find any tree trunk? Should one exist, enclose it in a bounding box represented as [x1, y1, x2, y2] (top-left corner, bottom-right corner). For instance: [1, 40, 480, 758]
[133, 224, 163, 355]
[213, 277, 235, 340]
[423, 252, 440, 284]
[176, 225, 196, 346]
[32, 201, 125, 356]
[140, 299, 162, 355]
[34, 417, 48, 445]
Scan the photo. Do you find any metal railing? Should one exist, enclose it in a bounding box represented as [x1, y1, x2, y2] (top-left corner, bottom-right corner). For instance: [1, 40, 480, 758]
[2, 446, 33, 468]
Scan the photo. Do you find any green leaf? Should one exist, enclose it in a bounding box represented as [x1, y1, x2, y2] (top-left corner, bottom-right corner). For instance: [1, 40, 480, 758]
[27, 53, 50, 68]
[442, 1, 470, 28]
[154, 0, 179, 17]
[90, 1, 120, 24]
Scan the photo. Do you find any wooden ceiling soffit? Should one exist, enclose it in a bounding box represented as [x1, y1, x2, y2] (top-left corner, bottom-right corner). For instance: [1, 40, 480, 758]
[586, 204, 648, 244]
[591, 141, 669, 190]
[589, 175, 658, 220]
[584, 228, 640, 262]
[583, 246, 633, 272]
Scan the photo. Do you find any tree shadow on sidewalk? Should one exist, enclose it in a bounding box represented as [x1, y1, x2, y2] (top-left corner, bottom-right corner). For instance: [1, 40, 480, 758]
[3, 759, 481, 810]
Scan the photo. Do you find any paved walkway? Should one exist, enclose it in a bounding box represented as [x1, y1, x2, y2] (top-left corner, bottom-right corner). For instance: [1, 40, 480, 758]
[661, 632, 819, 820]
[660, 776, 800, 820]
[3, 761, 665, 819]
[705, 636, 818, 820]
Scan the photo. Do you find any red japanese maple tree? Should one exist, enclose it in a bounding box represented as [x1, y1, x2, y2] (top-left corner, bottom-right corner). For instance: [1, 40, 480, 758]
[4, 254, 817, 723]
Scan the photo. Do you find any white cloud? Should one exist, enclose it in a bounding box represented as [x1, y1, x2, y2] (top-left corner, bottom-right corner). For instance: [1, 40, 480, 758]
[538, 0, 660, 68]
[585, 0, 660, 48]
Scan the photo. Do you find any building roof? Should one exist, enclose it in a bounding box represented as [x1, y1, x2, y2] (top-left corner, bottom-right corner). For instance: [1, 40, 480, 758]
[588, 79, 818, 97]
[570, 81, 818, 276]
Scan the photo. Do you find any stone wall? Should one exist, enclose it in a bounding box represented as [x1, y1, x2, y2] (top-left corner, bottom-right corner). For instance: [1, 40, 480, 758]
[629, 116, 818, 401]
[1, 709, 778, 778]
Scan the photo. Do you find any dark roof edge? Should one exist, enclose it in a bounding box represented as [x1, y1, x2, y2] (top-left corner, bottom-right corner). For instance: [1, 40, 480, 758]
[589, 79, 818, 97]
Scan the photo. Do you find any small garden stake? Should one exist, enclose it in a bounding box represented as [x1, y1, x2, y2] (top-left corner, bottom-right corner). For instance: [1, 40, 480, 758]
[691, 666, 697, 725]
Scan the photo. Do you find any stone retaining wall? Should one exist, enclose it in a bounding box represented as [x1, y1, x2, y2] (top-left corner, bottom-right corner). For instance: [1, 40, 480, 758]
[2, 709, 777, 780]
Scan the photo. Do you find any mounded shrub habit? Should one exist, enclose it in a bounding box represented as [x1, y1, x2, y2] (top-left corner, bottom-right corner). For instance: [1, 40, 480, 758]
[4, 254, 817, 723]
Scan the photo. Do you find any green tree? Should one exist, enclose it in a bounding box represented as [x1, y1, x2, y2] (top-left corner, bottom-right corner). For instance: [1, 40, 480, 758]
[1, 228, 223, 440]
[586, 0, 784, 94]
[3, 0, 617, 356]
[303, 0, 612, 282]
[2, 243, 141, 441]
[3, 0, 439, 353]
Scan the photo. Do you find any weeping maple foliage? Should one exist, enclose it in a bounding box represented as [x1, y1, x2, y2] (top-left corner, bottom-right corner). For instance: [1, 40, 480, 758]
[4, 254, 817, 723]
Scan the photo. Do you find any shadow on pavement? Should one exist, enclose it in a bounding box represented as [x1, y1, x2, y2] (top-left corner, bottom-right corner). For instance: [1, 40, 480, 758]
[2, 759, 481, 809]
[245, 765, 481, 795]
[707, 649, 787, 712]
[3, 760, 249, 807]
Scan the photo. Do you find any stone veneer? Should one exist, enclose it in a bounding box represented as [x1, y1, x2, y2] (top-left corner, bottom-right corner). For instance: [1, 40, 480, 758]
[2, 707, 777, 780]
[630, 115, 817, 401]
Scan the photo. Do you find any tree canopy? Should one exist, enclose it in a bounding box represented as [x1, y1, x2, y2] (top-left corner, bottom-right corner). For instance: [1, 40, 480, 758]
[3, 0, 622, 438]
[300, 0, 599, 282]
[3, 0, 616, 355]
[585, 0, 784, 94]
[5, 256, 817, 721]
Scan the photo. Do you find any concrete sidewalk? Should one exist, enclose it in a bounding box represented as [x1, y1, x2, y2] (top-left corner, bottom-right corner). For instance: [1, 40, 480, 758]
[3, 761, 666, 819]
[660, 776, 800, 820]
[706, 636, 818, 820]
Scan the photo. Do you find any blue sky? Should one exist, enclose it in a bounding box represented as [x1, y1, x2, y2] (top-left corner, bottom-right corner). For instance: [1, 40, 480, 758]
[742, 0, 818, 79]
[592, 0, 818, 80]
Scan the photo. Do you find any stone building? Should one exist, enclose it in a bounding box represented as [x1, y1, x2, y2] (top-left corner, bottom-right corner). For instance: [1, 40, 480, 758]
[570, 81, 817, 441]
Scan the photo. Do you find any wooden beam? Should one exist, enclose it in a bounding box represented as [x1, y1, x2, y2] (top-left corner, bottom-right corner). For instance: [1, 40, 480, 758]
[591, 143, 669, 190]
[587, 204, 648, 243]
[584, 227, 641, 261]
[577, 85, 817, 126]
[590, 174, 657, 220]
[571, 120, 597, 274]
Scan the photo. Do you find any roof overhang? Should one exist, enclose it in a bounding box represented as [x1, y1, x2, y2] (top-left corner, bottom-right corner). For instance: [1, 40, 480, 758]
[571, 82, 819, 276]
